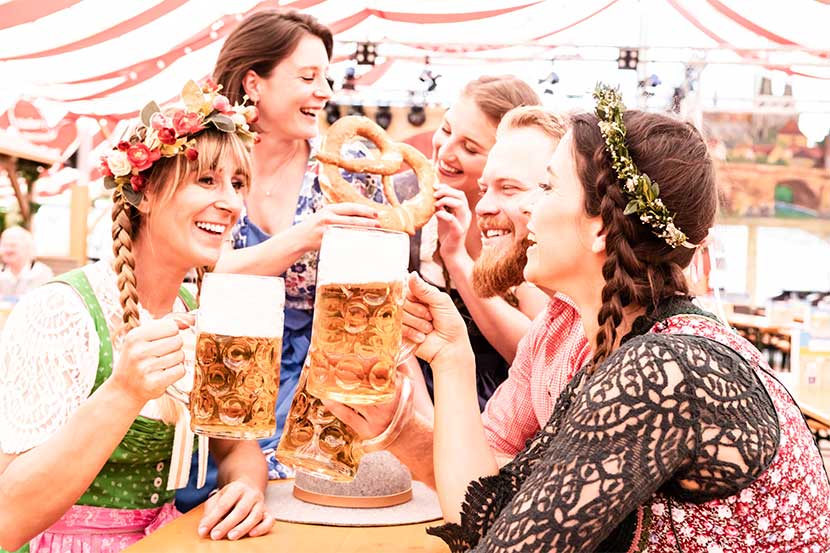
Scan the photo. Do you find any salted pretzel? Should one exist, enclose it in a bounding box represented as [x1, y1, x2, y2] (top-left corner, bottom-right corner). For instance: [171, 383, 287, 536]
[316, 116, 436, 235]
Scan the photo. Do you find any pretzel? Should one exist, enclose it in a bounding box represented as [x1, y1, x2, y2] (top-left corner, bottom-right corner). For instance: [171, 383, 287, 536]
[317, 116, 436, 235]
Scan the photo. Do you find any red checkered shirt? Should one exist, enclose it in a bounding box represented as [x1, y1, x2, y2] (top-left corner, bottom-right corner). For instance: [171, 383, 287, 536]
[481, 294, 590, 456]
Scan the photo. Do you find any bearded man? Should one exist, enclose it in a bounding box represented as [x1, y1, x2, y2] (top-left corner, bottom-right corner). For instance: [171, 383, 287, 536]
[327, 107, 590, 481]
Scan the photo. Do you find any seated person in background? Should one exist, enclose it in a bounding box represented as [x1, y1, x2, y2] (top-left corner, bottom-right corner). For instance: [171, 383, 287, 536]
[0, 226, 54, 298]
[328, 106, 590, 482]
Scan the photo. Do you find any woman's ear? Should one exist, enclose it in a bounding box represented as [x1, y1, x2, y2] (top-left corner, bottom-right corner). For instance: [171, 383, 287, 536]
[588, 218, 606, 254]
[242, 70, 260, 103]
[134, 193, 152, 215]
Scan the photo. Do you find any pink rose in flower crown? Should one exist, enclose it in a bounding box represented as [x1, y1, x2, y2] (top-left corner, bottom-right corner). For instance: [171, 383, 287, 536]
[172, 110, 204, 136]
[150, 112, 170, 131]
[158, 127, 177, 145]
[201, 77, 219, 93]
[212, 94, 232, 114]
[99, 156, 113, 177]
[130, 174, 146, 192]
[127, 143, 154, 172]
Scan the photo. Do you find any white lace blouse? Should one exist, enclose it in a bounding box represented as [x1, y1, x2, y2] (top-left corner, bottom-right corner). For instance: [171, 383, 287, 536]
[0, 261, 191, 454]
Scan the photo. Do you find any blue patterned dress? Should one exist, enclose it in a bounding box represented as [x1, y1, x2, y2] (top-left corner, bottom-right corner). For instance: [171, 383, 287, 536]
[175, 139, 382, 510]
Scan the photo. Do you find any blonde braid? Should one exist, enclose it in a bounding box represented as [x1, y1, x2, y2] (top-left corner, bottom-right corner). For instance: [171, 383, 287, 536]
[111, 189, 141, 330]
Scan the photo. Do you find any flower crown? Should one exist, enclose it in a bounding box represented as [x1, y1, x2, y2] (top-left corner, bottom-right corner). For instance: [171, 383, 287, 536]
[593, 84, 694, 249]
[101, 78, 258, 207]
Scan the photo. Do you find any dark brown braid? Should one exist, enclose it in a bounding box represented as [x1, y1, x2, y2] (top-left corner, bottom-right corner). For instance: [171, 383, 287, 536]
[111, 189, 141, 330]
[571, 111, 717, 369]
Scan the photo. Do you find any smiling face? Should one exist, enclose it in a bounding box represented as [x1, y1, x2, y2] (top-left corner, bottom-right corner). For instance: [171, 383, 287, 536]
[250, 33, 332, 140]
[431, 94, 497, 195]
[471, 126, 559, 297]
[141, 134, 249, 271]
[523, 131, 603, 296]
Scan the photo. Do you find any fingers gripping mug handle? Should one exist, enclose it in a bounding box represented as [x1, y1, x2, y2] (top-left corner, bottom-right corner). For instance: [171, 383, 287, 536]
[362, 376, 414, 453]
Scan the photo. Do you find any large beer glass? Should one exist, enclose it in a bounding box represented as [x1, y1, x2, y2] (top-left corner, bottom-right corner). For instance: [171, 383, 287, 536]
[180, 273, 284, 439]
[276, 358, 413, 481]
[306, 225, 410, 405]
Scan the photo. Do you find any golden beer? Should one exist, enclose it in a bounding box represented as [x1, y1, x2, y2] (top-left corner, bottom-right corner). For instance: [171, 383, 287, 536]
[276, 368, 363, 481]
[190, 332, 282, 440]
[306, 281, 405, 404]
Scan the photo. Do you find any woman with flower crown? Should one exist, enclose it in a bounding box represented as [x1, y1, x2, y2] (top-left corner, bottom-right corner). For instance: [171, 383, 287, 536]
[0, 81, 274, 552]
[402, 86, 830, 552]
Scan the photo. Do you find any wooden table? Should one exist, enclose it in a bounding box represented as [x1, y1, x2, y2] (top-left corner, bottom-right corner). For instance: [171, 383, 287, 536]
[125, 481, 450, 553]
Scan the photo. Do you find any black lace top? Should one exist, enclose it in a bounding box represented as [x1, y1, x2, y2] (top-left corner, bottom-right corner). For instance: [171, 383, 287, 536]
[428, 299, 783, 552]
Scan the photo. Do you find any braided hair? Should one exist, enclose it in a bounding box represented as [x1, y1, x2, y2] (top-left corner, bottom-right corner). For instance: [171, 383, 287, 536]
[570, 111, 717, 369]
[110, 128, 251, 332]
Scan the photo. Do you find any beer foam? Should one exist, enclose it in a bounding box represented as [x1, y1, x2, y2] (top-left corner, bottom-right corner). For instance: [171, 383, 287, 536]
[198, 273, 284, 337]
[317, 226, 410, 286]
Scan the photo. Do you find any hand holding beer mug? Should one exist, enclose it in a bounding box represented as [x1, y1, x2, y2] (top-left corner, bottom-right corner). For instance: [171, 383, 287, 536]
[307, 225, 411, 405]
[168, 273, 285, 439]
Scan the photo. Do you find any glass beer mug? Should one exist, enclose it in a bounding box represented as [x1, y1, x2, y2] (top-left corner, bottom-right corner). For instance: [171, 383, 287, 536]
[306, 225, 410, 405]
[168, 273, 285, 439]
[276, 358, 413, 481]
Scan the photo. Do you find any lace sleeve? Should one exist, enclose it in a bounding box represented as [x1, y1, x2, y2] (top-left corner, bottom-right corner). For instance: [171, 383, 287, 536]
[431, 334, 779, 552]
[0, 283, 100, 454]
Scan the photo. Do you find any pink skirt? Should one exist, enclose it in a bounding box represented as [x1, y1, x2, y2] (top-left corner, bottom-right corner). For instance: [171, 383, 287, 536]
[29, 502, 180, 553]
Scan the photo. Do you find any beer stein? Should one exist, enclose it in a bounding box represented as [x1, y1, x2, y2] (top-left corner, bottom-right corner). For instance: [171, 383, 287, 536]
[168, 273, 285, 440]
[276, 357, 413, 482]
[306, 225, 410, 405]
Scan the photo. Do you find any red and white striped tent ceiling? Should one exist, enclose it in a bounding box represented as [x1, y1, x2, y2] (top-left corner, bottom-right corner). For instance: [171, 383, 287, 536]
[0, 0, 827, 196]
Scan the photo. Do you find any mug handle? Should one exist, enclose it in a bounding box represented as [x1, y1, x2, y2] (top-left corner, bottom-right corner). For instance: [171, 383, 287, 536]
[396, 338, 418, 366]
[165, 311, 197, 405]
[362, 376, 413, 453]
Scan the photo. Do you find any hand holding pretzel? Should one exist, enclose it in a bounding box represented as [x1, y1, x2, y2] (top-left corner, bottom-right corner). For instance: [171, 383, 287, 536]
[317, 116, 436, 235]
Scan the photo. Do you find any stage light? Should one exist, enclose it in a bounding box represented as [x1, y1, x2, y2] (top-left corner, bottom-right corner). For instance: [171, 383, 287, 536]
[617, 48, 639, 70]
[342, 67, 356, 91]
[354, 42, 377, 66]
[538, 70, 559, 95]
[419, 69, 440, 93]
[325, 102, 341, 125]
[375, 105, 392, 130]
[407, 105, 426, 127]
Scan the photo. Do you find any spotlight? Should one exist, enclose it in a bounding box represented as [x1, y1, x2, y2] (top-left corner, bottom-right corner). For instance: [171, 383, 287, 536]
[407, 105, 426, 127]
[342, 67, 356, 91]
[638, 74, 661, 97]
[420, 69, 440, 93]
[375, 105, 392, 130]
[617, 48, 639, 70]
[538, 70, 559, 95]
[347, 103, 365, 116]
[354, 42, 377, 66]
[325, 102, 341, 125]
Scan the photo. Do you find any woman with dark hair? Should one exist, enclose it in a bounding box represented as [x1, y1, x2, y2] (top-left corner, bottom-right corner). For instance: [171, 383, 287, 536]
[402, 86, 830, 552]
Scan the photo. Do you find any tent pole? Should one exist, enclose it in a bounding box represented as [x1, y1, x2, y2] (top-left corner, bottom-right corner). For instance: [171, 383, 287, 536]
[69, 120, 92, 264]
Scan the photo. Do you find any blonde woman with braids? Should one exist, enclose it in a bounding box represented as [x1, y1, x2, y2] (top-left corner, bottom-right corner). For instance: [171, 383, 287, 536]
[0, 82, 273, 552]
[402, 86, 830, 552]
